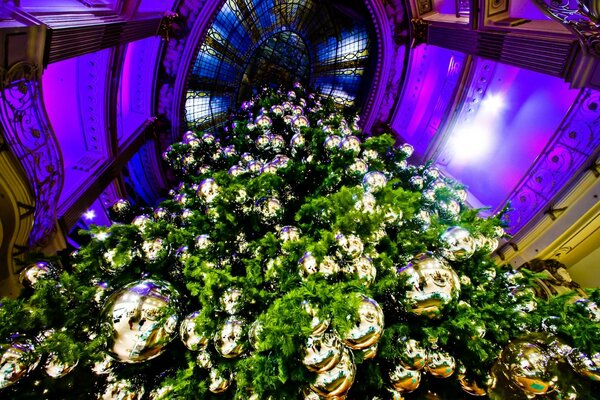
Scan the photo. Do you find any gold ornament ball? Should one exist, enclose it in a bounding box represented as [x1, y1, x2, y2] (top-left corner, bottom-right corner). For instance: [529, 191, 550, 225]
[179, 311, 209, 351]
[214, 316, 247, 359]
[303, 332, 343, 373]
[568, 350, 600, 381]
[426, 350, 455, 378]
[209, 369, 232, 394]
[44, 353, 78, 379]
[19, 261, 58, 288]
[399, 252, 461, 318]
[101, 279, 180, 363]
[310, 347, 356, 398]
[341, 294, 384, 350]
[389, 363, 421, 393]
[399, 339, 427, 370]
[0, 339, 39, 389]
[499, 338, 558, 395]
[439, 226, 475, 261]
[101, 379, 144, 400]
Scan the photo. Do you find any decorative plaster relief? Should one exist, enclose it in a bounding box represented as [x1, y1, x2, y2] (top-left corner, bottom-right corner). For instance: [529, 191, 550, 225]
[504, 89, 600, 233]
[0, 62, 64, 247]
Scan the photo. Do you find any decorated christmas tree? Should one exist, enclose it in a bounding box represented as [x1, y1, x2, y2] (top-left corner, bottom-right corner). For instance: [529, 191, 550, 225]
[1, 84, 599, 399]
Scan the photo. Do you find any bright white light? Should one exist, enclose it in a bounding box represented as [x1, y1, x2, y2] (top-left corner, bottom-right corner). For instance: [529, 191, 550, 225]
[84, 209, 96, 221]
[449, 124, 495, 164]
[480, 93, 506, 115]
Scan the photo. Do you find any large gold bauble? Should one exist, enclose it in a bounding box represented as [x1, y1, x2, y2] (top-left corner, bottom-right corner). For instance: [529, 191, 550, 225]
[179, 311, 209, 351]
[458, 375, 488, 396]
[303, 333, 343, 373]
[310, 347, 356, 398]
[399, 339, 427, 370]
[499, 338, 558, 395]
[399, 252, 460, 318]
[101, 279, 180, 363]
[214, 316, 247, 359]
[209, 369, 232, 393]
[44, 353, 78, 378]
[426, 350, 455, 378]
[101, 378, 144, 400]
[439, 226, 475, 261]
[341, 295, 384, 350]
[0, 339, 39, 389]
[389, 363, 421, 393]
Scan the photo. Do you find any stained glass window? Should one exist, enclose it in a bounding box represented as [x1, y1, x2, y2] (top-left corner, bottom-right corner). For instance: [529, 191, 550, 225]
[184, 0, 375, 130]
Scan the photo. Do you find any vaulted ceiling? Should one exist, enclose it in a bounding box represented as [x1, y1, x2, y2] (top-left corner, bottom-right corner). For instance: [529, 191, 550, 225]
[1, 0, 600, 296]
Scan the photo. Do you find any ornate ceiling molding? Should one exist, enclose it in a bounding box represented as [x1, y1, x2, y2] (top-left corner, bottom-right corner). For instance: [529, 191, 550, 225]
[0, 61, 63, 247]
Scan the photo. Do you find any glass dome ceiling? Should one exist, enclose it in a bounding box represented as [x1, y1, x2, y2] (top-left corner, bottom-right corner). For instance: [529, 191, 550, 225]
[184, 0, 376, 131]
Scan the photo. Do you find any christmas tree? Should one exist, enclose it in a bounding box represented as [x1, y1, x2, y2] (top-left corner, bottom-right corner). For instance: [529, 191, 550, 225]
[1, 84, 599, 399]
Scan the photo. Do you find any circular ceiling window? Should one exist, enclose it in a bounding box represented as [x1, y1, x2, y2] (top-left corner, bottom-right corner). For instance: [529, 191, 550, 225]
[184, 0, 376, 131]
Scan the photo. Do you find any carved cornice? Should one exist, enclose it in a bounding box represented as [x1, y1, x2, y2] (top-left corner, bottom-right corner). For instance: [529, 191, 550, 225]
[503, 89, 600, 234]
[0, 61, 64, 247]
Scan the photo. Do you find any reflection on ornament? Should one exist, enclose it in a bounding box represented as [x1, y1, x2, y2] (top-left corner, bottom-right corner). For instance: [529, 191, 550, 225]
[498, 337, 558, 395]
[149, 384, 174, 400]
[324, 135, 342, 151]
[426, 350, 455, 378]
[101, 378, 144, 400]
[196, 349, 213, 369]
[389, 363, 421, 393]
[279, 225, 300, 242]
[310, 348, 356, 398]
[399, 143, 414, 158]
[303, 333, 343, 373]
[92, 354, 114, 375]
[214, 316, 247, 359]
[348, 159, 369, 176]
[303, 302, 330, 336]
[336, 233, 364, 259]
[568, 350, 600, 381]
[248, 319, 263, 350]
[399, 339, 427, 370]
[44, 353, 78, 378]
[299, 252, 318, 278]
[195, 234, 211, 250]
[342, 295, 384, 350]
[362, 343, 378, 360]
[132, 215, 152, 232]
[19, 261, 58, 288]
[353, 256, 376, 287]
[399, 253, 460, 318]
[573, 298, 600, 322]
[197, 178, 219, 203]
[221, 288, 244, 314]
[209, 369, 232, 393]
[363, 171, 387, 193]
[439, 226, 475, 261]
[0, 339, 39, 389]
[180, 311, 208, 351]
[101, 279, 180, 363]
[458, 375, 488, 396]
[340, 136, 361, 154]
[319, 256, 340, 276]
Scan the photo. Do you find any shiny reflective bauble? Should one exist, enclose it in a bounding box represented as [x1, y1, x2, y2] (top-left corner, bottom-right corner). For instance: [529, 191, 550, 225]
[342, 295, 384, 350]
[299, 252, 318, 278]
[92, 354, 114, 375]
[362, 343, 378, 360]
[399, 143, 414, 158]
[458, 375, 488, 396]
[0, 339, 39, 389]
[197, 178, 219, 203]
[335, 233, 364, 259]
[149, 384, 174, 400]
[270, 104, 284, 115]
[270, 134, 286, 151]
[310, 348, 356, 398]
[573, 298, 600, 322]
[389, 363, 421, 393]
[353, 256, 376, 287]
[214, 316, 247, 359]
[201, 132, 215, 143]
[303, 301, 330, 336]
[290, 133, 306, 150]
[474, 234, 499, 254]
[209, 369, 232, 393]
[426, 350, 455, 378]
[324, 135, 342, 152]
[220, 287, 243, 314]
[196, 349, 213, 369]
[303, 333, 343, 373]
[179, 311, 209, 351]
[142, 238, 165, 262]
[362, 149, 379, 161]
[256, 197, 281, 219]
[255, 114, 272, 128]
[247, 160, 264, 174]
[340, 136, 361, 155]
[319, 256, 340, 276]
[293, 115, 310, 129]
[280, 225, 301, 242]
[19, 261, 58, 288]
[195, 234, 211, 250]
[363, 171, 387, 193]
[568, 350, 600, 381]
[101, 279, 180, 363]
[101, 378, 144, 400]
[44, 353, 78, 378]
[228, 165, 245, 176]
[439, 226, 475, 261]
[248, 319, 263, 350]
[399, 339, 427, 370]
[410, 176, 424, 190]
[348, 159, 369, 175]
[132, 214, 152, 232]
[499, 339, 557, 395]
[399, 252, 460, 318]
